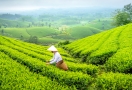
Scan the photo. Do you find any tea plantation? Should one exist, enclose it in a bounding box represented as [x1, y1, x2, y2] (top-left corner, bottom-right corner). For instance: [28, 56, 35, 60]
[0, 23, 132, 90]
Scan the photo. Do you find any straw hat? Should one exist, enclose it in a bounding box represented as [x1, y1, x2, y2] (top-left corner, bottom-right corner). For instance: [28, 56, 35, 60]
[48, 45, 58, 51]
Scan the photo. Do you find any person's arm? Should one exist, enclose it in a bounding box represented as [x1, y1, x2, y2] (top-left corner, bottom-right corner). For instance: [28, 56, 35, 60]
[49, 56, 59, 64]
[50, 58, 54, 62]
[46, 58, 54, 65]
[50, 53, 61, 64]
[46, 52, 61, 65]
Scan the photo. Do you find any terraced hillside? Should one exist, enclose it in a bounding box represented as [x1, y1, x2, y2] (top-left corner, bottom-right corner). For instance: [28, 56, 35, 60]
[0, 35, 97, 90]
[0, 22, 132, 90]
[64, 23, 132, 73]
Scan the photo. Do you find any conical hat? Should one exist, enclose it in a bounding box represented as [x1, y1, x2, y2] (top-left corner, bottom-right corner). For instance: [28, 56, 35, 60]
[48, 45, 58, 51]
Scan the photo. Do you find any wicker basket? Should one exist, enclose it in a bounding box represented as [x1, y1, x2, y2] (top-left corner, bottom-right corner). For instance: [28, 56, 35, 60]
[56, 60, 68, 71]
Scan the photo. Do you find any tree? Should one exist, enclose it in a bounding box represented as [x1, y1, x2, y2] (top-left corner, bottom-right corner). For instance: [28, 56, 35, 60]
[29, 36, 38, 44]
[1, 29, 4, 35]
[58, 40, 70, 47]
[49, 23, 51, 27]
[20, 35, 23, 40]
[112, 3, 132, 26]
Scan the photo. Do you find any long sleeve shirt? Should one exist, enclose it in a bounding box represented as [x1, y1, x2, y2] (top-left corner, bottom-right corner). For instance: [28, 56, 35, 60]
[50, 52, 62, 64]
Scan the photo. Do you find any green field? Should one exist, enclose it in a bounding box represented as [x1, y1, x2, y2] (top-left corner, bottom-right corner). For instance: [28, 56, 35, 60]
[26, 27, 58, 38]
[0, 27, 60, 45]
[0, 17, 114, 45]
[0, 28, 30, 38]
[0, 26, 102, 45]
[38, 37, 62, 45]
[0, 23, 132, 89]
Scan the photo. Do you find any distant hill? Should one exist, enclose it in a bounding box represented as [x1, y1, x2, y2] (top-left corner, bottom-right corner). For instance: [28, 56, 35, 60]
[66, 26, 102, 39]
[0, 13, 114, 45]
[0, 14, 22, 20]
[0, 18, 30, 27]
[0, 27, 60, 45]
[0, 25, 104, 45]
[86, 18, 115, 30]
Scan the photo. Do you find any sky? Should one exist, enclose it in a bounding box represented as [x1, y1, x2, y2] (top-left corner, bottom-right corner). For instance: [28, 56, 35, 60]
[0, 0, 132, 12]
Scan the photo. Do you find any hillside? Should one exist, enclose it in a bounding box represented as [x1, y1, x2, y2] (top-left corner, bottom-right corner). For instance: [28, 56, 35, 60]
[0, 17, 115, 45]
[66, 26, 102, 39]
[0, 26, 102, 45]
[86, 19, 115, 30]
[0, 22, 132, 89]
[0, 18, 30, 27]
[0, 27, 61, 45]
[64, 23, 132, 73]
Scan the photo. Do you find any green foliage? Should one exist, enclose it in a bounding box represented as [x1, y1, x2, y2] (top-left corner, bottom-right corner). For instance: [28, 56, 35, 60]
[58, 40, 70, 47]
[66, 62, 99, 76]
[52, 34, 74, 40]
[38, 37, 61, 45]
[113, 10, 131, 26]
[0, 35, 93, 89]
[0, 45, 92, 89]
[105, 24, 132, 73]
[0, 52, 74, 90]
[95, 72, 132, 90]
[105, 47, 132, 73]
[112, 3, 132, 26]
[28, 36, 38, 44]
[64, 23, 132, 69]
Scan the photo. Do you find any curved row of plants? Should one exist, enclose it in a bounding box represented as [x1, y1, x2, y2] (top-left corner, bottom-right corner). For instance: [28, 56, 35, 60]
[94, 72, 132, 90]
[104, 24, 132, 73]
[2, 36, 75, 62]
[64, 24, 130, 66]
[0, 52, 75, 90]
[0, 45, 92, 90]
[0, 36, 99, 75]
[1, 33, 132, 89]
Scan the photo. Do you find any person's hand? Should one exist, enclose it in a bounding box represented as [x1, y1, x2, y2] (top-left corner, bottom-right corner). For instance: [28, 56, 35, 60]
[46, 61, 50, 63]
[46, 62, 50, 65]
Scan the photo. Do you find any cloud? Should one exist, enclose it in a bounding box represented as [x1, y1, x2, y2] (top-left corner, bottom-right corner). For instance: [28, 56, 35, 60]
[0, 0, 132, 11]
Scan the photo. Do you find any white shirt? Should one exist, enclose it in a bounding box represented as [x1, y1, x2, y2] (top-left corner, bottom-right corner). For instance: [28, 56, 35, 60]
[50, 52, 62, 64]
